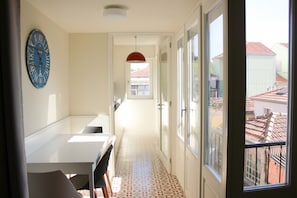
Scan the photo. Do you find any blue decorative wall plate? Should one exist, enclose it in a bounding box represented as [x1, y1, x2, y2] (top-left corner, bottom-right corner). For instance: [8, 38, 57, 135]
[26, 29, 50, 88]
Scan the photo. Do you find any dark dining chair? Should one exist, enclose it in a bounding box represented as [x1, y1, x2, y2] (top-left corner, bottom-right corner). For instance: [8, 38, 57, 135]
[70, 144, 114, 198]
[27, 170, 82, 198]
[82, 126, 103, 133]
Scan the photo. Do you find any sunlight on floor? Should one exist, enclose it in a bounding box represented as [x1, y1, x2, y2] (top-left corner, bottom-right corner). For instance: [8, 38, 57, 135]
[79, 177, 121, 198]
[111, 177, 122, 193]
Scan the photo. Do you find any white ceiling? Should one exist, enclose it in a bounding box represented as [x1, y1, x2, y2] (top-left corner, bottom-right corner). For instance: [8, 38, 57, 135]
[26, 0, 198, 45]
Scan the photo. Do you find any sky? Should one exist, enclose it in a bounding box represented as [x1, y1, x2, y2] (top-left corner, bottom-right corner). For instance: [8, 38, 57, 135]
[246, 0, 289, 48]
[209, 0, 289, 58]
[210, 15, 223, 58]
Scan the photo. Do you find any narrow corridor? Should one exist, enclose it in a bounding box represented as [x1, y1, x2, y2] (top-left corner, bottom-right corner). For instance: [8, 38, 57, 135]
[81, 130, 185, 198]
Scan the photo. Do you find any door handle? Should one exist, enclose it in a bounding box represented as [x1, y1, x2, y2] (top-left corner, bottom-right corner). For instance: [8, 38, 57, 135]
[181, 108, 186, 117]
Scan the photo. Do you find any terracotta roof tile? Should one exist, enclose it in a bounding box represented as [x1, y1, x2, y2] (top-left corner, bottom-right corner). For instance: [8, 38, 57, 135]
[276, 73, 288, 84]
[279, 43, 288, 48]
[213, 42, 276, 59]
[246, 42, 276, 56]
[245, 112, 287, 143]
[267, 112, 287, 142]
[130, 67, 149, 78]
[250, 88, 288, 104]
[246, 98, 254, 112]
[245, 116, 268, 143]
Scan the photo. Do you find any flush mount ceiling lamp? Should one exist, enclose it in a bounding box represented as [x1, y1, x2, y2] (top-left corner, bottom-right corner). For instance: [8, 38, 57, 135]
[103, 5, 127, 19]
[126, 36, 146, 63]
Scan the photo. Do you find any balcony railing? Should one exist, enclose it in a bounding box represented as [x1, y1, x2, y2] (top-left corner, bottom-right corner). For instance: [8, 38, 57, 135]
[244, 141, 286, 187]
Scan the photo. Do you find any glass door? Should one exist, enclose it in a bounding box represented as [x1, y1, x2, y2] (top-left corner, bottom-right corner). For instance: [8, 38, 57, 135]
[177, 36, 186, 142]
[176, 6, 202, 197]
[158, 37, 171, 172]
[183, 7, 202, 198]
[176, 32, 187, 189]
[201, 3, 226, 198]
[186, 20, 200, 157]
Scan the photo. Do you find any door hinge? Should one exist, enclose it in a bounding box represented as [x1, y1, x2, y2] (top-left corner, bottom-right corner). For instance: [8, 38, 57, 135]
[169, 42, 172, 48]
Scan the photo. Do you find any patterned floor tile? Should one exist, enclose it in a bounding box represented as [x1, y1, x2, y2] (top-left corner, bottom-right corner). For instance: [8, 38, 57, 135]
[81, 131, 185, 198]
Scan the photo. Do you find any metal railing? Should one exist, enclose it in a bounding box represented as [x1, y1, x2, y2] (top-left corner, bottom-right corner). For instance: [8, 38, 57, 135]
[244, 141, 286, 186]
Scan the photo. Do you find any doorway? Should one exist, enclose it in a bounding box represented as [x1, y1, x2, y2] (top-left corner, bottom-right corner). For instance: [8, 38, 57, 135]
[112, 34, 172, 162]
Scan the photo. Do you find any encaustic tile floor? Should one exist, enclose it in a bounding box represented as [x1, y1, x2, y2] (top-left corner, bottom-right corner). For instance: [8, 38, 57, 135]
[81, 131, 185, 198]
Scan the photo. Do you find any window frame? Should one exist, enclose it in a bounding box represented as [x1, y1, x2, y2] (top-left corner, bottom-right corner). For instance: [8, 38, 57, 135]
[227, 0, 297, 197]
[186, 20, 201, 156]
[176, 35, 185, 141]
[204, 3, 225, 180]
[126, 59, 153, 99]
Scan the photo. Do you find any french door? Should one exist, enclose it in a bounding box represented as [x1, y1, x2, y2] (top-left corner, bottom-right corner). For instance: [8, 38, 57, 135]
[176, 6, 202, 198]
[185, 9, 202, 198]
[201, 2, 227, 198]
[158, 37, 171, 172]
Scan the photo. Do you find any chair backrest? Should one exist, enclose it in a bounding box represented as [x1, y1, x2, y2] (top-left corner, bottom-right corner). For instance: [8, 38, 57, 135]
[95, 144, 113, 177]
[82, 126, 103, 133]
[27, 170, 82, 198]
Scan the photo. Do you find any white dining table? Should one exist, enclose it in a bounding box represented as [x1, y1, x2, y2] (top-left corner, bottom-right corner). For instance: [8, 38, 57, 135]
[26, 133, 115, 198]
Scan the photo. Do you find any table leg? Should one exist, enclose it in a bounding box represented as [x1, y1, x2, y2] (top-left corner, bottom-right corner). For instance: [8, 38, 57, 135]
[89, 172, 95, 198]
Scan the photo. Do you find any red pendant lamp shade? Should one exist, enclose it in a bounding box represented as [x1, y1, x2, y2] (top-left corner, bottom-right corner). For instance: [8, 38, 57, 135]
[126, 36, 146, 63]
[126, 51, 146, 63]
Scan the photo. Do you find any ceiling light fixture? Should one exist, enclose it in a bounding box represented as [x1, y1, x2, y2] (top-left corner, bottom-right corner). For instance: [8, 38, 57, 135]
[103, 5, 127, 19]
[126, 36, 146, 63]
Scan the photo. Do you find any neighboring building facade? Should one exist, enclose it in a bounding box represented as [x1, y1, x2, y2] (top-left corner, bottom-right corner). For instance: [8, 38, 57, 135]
[250, 87, 288, 117]
[271, 43, 289, 80]
[212, 42, 277, 97]
[246, 42, 277, 97]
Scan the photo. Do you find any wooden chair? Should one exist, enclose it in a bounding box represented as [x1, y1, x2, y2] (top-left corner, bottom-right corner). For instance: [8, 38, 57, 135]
[27, 170, 82, 198]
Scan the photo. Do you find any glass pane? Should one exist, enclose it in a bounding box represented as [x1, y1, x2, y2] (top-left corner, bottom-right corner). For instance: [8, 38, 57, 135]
[129, 63, 151, 97]
[244, 0, 289, 188]
[177, 37, 185, 141]
[205, 11, 224, 177]
[187, 25, 200, 155]
[160, 51, 170, 158]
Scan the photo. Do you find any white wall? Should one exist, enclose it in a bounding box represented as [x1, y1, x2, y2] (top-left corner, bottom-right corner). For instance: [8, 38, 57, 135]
[69, 33, 110, 116]
[21, 0, 70, 136]
[271, 43, 288, 78]
[118, 99, 158, 134]
[247, 55, 276, 96]
[22, 1, 111, 137]
[254, 100, 287, 116]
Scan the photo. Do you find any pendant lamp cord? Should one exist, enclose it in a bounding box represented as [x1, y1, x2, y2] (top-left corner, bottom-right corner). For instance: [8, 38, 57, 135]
[134, 35, 137, 51]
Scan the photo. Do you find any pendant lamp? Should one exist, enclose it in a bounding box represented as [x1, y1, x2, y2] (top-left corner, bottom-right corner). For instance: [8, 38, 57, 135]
[126, 36, 146, 63]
